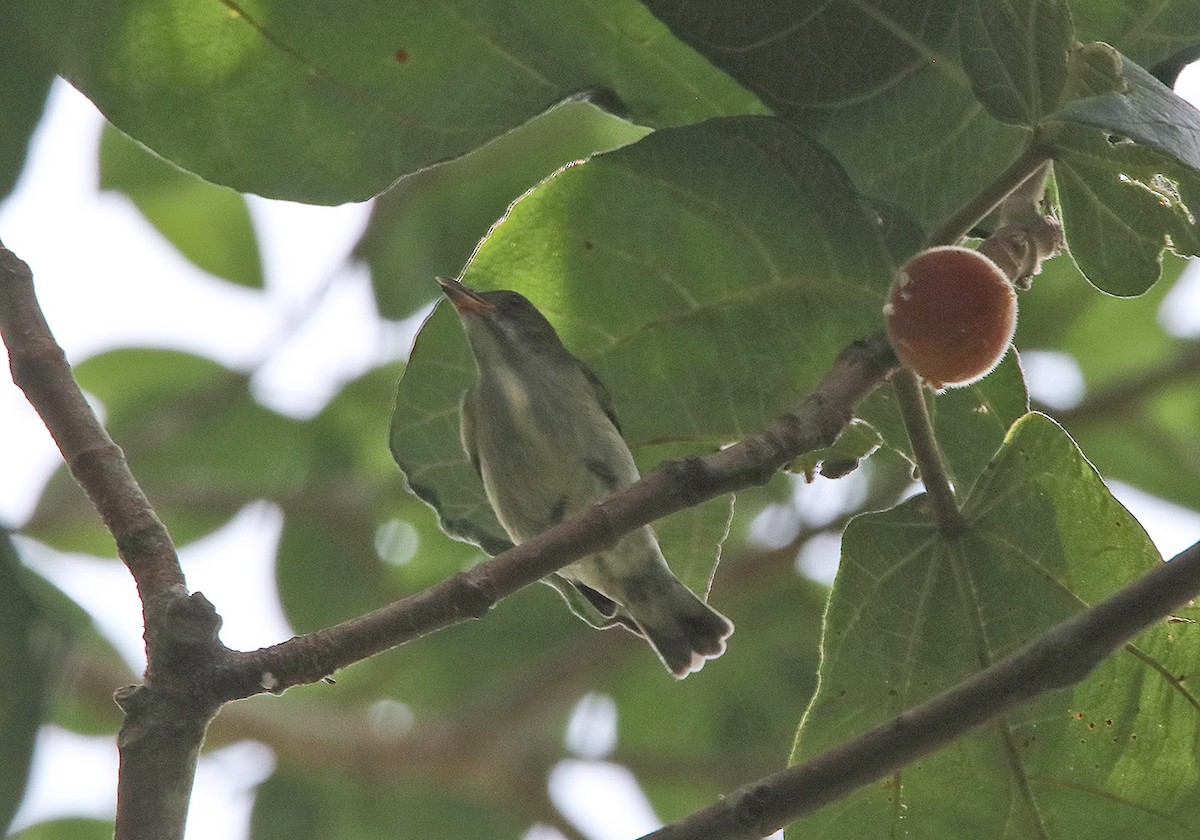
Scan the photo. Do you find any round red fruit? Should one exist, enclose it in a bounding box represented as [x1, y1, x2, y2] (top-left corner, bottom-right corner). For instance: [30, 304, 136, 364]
[884, 246, 1016, 390]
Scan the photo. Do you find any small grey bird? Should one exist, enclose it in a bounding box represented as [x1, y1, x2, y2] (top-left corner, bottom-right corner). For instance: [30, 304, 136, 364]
[439, 276, 733, 678]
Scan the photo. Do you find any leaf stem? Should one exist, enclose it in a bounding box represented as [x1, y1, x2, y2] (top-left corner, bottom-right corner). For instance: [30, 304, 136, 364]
[892, 369, 966, 537]
[925, 141, 1055, 247]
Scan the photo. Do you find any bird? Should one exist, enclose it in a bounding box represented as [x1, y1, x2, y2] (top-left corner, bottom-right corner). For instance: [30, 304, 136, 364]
[438, 276, 733, 678]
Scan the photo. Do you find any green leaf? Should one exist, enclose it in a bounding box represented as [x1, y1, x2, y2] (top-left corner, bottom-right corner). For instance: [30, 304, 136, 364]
[99, 124, 265, 288]
[643, 2, 1030, 234]
[642, 0, 957, 111]
[1061, 40, 1126, 104]
[10, 819, 115, 840]
[16, 0, 759, 203]
[357, 100, 650, 320]
[859, 350, 1029, 494]
[1050, 130, 1200, 295]
[788, 421, 884, 480]
[0, 534, 74, 834]
[1041, 52, 1200, 294]
[391, 116, 903, 594]
[789, 413, 1200, 837]
[959, 0, 1073, 125]
[1071, 2, 1200, 72]
[1014, 253, 1200, 512]
[0, 7, 54, 199]
[1047, 52, 1200, 173]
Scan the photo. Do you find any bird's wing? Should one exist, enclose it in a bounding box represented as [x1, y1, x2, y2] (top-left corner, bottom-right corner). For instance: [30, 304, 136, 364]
[460, 387, 482, 478]
[581, 361, 622, 435]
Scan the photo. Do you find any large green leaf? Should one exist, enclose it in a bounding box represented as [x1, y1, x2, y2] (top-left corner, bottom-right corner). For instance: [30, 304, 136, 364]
[1043, 54, 1200, 294]
[0, 6, 54, 199]
[1053, 139, 1200, 295]
[14, 0, 759, 203]
[640, 1, 1026, 233]
[642, 3, 1200, 238]
[641, 0, 957, 111]
[391, 117, 904, 594]
[1071, 0, 1200, 80]
[99, 124, 265, 288]
[356, 101, 650, 320]
[789, 413, 1200, 837]
[958, 0, 1073, 126]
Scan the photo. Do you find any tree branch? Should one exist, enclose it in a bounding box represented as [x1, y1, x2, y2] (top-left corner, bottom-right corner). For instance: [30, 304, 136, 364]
[0, 241, 185, 629]
[2, 238, 899, 838]
[1, 241, 216, 840]
[207, 332, 900, 701]
[640, 537, 1200, 839]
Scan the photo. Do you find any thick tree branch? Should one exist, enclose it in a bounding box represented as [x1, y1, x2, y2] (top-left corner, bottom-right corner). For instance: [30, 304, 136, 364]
[0, 241, 185, 626]
[1, 241, 212, 840]
[641, 537, 1200, 839]
[207, 332, 900, 701]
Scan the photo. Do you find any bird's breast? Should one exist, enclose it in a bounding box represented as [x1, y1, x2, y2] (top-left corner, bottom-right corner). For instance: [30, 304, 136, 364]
[470, 360, 637, 541]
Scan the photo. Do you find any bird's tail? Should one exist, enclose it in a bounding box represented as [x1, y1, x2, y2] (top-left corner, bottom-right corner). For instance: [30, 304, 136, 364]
[624, 576, 734, 679]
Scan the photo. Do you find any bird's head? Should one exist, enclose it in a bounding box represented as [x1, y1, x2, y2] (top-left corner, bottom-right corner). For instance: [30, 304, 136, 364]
[437, 276, 565, 356]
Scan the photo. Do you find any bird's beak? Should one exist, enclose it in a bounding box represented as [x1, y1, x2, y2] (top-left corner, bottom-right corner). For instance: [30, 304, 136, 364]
[437, 276, 495, 314]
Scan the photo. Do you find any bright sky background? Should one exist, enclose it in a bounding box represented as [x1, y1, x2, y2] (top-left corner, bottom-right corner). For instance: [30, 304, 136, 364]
[3, 64, 1200, 839]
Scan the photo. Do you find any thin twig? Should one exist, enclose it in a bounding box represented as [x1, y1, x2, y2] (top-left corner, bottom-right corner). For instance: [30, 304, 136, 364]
[891, 369, 966, 537]
[641, 537, 1200, 839]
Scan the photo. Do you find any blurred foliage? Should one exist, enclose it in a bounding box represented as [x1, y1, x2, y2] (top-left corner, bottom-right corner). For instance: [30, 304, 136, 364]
[10, 819, 114, 840]
[99, 125, 265, 289]
[2, 1, 1200, 839]
[0, 536, 55, 835]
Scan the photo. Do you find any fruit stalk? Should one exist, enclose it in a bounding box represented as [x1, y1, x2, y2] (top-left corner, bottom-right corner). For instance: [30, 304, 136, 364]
[892, 368, 967, 537]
